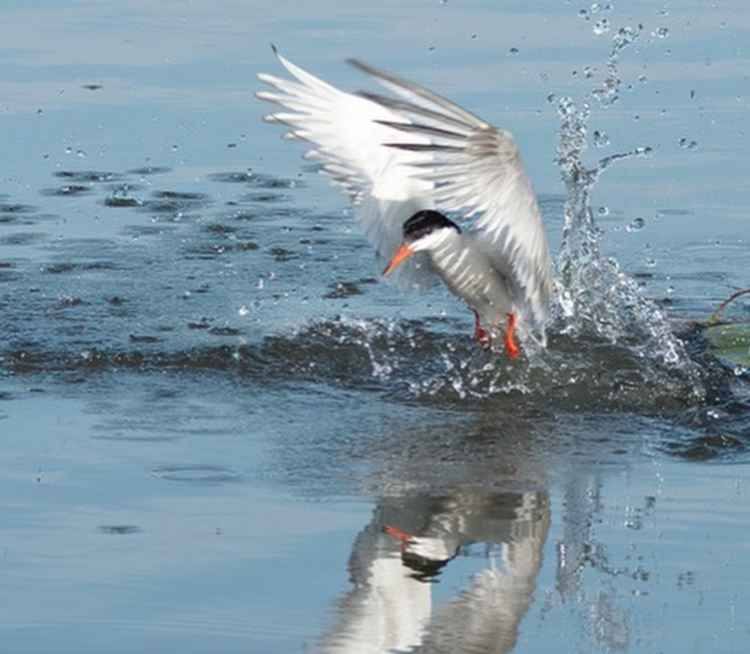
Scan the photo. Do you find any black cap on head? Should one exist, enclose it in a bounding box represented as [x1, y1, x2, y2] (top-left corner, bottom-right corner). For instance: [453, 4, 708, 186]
[402, 210, 461, 242]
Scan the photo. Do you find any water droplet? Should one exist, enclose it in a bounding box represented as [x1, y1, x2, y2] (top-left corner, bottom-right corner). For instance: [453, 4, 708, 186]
[590, 2, 601, 13]
[583, 66, 595, 78]
[578, 8, 589, 19]
[171, 144, 179, 151]
[667, 285, 675, 294]
[546, 93, 557, 104]
[626, 217, 645, 232]
[76, 149, 86, 158]
[638, 74, 647, 83]
[597, 205, 609, 216]
[65, 146, 73, 154]
[509, 47, 519, 55]
[471, 33, 478, 39]
[654, 26, 669, 38]
[593, 18, 610, 35]
[679, 138, 698, 150]
[645, 257, 657, 267]
[593, 130, 609, 147]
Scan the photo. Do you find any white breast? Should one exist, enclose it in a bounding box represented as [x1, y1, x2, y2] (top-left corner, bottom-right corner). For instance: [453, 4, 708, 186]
[428, 231, 515, 328]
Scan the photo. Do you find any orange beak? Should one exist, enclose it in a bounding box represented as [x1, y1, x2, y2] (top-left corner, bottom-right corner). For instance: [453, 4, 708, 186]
[383, 243, 415, 276]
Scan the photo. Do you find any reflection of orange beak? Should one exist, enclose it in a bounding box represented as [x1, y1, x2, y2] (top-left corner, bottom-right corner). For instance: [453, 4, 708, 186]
[383, 243, 415, 276]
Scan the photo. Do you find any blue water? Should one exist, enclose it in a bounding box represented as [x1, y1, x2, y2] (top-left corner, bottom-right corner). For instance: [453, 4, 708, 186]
[1, 2, 749, 653]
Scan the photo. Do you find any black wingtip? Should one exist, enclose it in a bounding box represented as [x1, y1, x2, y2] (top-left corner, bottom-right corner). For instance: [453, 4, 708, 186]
[347, 58, 373, 75]
[270, 43, 279, 56]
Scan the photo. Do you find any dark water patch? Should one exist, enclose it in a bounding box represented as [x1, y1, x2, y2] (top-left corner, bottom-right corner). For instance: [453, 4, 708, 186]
[208, 326, 242, 336]
[239, 192, 290, 204]
[0, 232, 48, 246]
[104, 196, 142, 208]
[57, 295, 84, 308]
[129, 334, 161, 343]
[126, 166, 171, 176]
[204, 222, 237, 234]
[184, 240, 260, 259]
[182, 240, 258, 258]
[82, 83, 102, 90]
[54, 170, 122, 183]
[40, 184, 92, 197]
[1, 202, 35, 215]
[152, 464, 242, 484]
[44, 261, 117, 274]
[237, 206, 301, 219]
[323, 281, 363, 299]
[207, 171, 302, 189]
[97, 525, 141, 535]
[269, 246, 298, 262]
[661, 432, 748, 462]
[139, 190, 210, 214]
[188, 283, 211, 294]
[152, 191, 206, 201]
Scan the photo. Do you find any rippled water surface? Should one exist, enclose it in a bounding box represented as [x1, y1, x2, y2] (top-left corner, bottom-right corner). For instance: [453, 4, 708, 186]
[2, 2, 749, 653]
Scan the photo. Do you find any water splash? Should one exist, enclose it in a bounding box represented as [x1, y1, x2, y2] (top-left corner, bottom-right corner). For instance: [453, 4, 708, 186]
[551, 22, 700, 391]
[282, 317, 708, 411]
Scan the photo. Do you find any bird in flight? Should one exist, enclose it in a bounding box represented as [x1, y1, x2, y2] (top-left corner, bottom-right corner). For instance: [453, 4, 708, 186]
[257, 48, 553, 358]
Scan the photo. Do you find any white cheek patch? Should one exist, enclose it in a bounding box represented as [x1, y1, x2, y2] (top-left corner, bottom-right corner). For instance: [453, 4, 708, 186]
[411, 227, 457, 253]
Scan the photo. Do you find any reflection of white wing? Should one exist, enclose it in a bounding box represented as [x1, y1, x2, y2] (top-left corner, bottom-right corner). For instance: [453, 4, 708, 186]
[321, 526, 431, 654]
[349, 60, 553, 326]
[256, 49, 437, 289]
[414, 493, 551, 654]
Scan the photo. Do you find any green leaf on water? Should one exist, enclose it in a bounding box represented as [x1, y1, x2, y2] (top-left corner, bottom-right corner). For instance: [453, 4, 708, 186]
[704, 323, 750, 366]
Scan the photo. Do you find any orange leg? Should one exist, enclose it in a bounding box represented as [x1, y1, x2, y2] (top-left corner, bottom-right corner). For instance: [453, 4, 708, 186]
[504, 312, 520, 359]
[472, 310, 491, 349]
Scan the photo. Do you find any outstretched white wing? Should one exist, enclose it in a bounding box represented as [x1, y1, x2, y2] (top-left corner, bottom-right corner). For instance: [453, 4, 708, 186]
[256, 49, 436, 289]
[348, 60, 553, 326]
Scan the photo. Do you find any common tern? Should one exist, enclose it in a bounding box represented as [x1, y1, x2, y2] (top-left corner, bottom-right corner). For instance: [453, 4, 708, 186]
[257, 48, 553, 358]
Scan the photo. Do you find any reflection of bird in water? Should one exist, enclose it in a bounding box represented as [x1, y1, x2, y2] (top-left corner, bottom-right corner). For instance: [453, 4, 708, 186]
[257, 48, 553, 358]
[319, 490, 550, 654]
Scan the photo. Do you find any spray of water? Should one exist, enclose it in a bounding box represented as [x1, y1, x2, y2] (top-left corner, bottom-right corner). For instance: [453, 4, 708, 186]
[552, 25, 695, 372]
